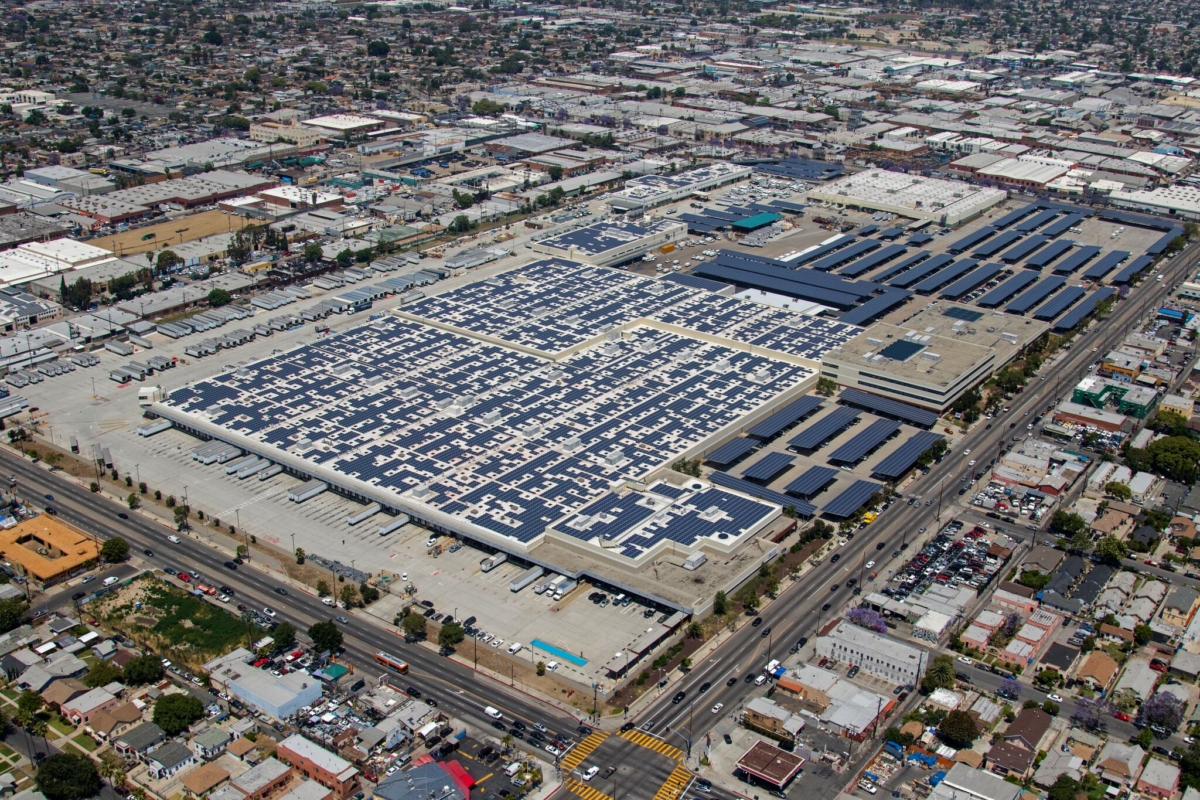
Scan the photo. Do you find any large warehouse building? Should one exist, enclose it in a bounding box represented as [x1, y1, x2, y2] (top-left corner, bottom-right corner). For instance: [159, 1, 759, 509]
[529, 219, 686, 267]
[820, 303, 1047, 412]
[152, 259, 861, 606]
[805, 168, 1007, 227]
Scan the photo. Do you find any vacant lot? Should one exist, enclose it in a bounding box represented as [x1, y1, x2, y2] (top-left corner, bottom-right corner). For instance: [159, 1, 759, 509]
[93, 575, 249, 668]
[92, 210, 252, 257]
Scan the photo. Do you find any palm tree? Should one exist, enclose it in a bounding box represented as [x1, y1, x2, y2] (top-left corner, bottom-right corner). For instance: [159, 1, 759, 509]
[685, 622, 702, 639]
[30, 718, 48, 754]
[925, 658, 956, 689]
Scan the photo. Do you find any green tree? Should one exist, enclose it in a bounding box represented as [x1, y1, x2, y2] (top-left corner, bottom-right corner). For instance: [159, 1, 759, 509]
[921, 655, 956, 693]
[1049, 511, 1086, 538]
[35, 753, 101, 800]
[438, 621, 465, 648]
[937, 709, 978, 748]
[207, 288, 232, 307]
[367, 40, 391, 57]
[16, 690, 43, 725]
[712, 590, 727, 616]
[122, 655, 164, 685]
[1133, 623, 1152, 646]
[471, 99, 505, 116]
[402, 613, 427, 639]
[816, 376, 837, 396]
[1104, 482, 1132, 501]
[339, 584, 360, 608]
[547, 165, 564, 182]
[202, 29, 223, 46]
[0, 598, 28, 632]
[308, 621, 343, 653]
[273, 621, 296, 649]
[82, 660, 124, 688]
[155, 250, 182, 274]
[335, 249, 353, 269]
[448, 215, 472, 234]
[1093, 535, 1128, 564]
[152, 693, 203, 736]
[302, 242, 324, 262]
[100, 537, 129, 562]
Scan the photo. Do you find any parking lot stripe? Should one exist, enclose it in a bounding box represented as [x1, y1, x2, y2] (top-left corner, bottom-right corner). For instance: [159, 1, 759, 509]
[563, 778, 613, 800]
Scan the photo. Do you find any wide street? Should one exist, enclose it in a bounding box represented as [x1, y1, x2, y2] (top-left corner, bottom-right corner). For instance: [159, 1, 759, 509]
[635, 238, 1200, 764]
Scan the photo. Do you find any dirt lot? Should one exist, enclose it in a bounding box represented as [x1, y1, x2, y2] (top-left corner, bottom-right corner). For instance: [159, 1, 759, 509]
[91, 210, 253, 257]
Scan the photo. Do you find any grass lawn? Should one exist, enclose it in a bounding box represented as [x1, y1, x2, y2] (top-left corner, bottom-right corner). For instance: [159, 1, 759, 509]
[48, 717, 76, 737]
[0, 689, 18, 702]
[73, 735, 98, 752]
[0, 744, 16, 759]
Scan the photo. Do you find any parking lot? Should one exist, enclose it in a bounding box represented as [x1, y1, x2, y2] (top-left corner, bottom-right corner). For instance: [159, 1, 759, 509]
[880, 519, 1009, 603]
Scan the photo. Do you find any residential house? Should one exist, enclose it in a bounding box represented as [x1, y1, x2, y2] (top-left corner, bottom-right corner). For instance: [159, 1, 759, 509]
[227, 737, 258, 762]
[1114, 658, 1159, 702]
[1094, 741, 1145, 790]
[61, 687, 118, 724]
[115, 722, 166, 760]
[181, 763, 231, 798]
[743, 697, 805, 743]
[86, 701, 141, 741]
[1137, 758, 1181, 798]
[988, 708, 1051, 779]
[1076, 651, 1119, 692]
[147, 741, 196, 780]
[193, 728, 233, 761]
[40, 678, 87, 711]
[1162, 586, 1199, 628]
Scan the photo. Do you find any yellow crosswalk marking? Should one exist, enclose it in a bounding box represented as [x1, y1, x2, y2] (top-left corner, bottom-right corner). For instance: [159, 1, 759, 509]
[560, 732, 608, 772]
[619, 730, 682, 760]
[564, 778, 614, 800]
[652, 764, 694, 800]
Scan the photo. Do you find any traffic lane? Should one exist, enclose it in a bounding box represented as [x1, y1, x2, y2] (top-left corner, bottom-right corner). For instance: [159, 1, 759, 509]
[31, 562, 140, 615]
[0, 452, 581, 742]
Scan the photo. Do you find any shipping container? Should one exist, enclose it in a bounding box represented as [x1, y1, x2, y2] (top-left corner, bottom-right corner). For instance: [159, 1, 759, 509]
[509, 566, 544, 593]
[480, 552, 508, 573]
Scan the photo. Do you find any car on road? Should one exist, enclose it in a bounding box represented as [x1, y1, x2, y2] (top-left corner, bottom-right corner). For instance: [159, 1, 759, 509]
[957, 656, 972, 664]
[866, 561, 875, 569]
[491, 720, 506, 731]
[116, 512, 127, 519]
[71, 592, 85, 601]
[219, 586, 235, 596]
[830, 583, 839, 591]
[262, 607, 277, 618]
[672, 691, 686, 704]
[698, 682, 712, 694]
[544, 744, 562, 758]
[44, 507, 56, 515]
[405, 686, 421, 698]
[336, 615, 349, 624]
[726, 677, 737, 687]
[582, 766, 599, 782]
[760, 626, 772, 637]
[178, 573, 191, 583]
[167, 535, 181, 543]
[822, 602, 831, 611]
[875, 542, 885, 550]
[751, 616, 763, 627]
[711, 703, 723, 714]
[143, 549, 154, 557]
[274, 587, 287, 595]
[223, 561, 238, 570]
[1114, 712, 1131, 722]
[830, 554, 840, 563]
[1047, 693, 1063, 703]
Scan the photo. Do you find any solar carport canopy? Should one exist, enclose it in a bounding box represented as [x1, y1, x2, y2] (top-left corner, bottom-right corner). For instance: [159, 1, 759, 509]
[872, 431, 944, 478]
[708, 471, 815, 516]
[705, 437, 758, 465]
[788, 406, 861, 450]
[785, 466, 839, 497]
[823, 480, 882, 518]
[828, 418, 901, 463]
[746, 395, 823, 439]
[838, 388, 939, 428]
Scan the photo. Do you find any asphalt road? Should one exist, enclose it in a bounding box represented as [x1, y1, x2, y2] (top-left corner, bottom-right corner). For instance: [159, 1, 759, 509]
[0, 451, 583, 759]
[635, 239, 1200, 750]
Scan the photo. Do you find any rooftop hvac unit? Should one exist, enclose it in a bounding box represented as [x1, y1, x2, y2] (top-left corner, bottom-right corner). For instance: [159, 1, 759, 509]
[520, 423, 543, 439]
[545, 369, 565, 382]
[410, 484, 433, 500]
[861, 352, 876, 361]
[921, 352, 942, 362]
[866, 337, 884, 346]
[399, 385, 419, 400]
[604, 448, 625, 466]
[562, 436, 583, 452]
[479, 410, 502, 425]
[683, 552, 708, 571]
[710, 358, 732, 373]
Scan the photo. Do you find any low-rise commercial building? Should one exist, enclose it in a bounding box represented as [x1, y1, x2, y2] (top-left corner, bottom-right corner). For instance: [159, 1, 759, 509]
[276, 735, 359, 799]
[813, 620, 929, 684]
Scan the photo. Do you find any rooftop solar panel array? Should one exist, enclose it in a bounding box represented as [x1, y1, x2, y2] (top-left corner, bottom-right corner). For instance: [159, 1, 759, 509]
[1024, 239, 1074, 268]
[694, 262, 859, 309]
[823, 479, 883, 518]
[838, 388, 939, 428]
[1053, 287, 1117, 332]
[788, 406, 861, 450]
[828, 418, 901, 464]
[661, 272, 728, 293]
[1081, 250, 1129, 281]
[754, 157, 844, 182]
[1006, 275, 1066, 314]
[912, 258, 979, 295]
[947, 227, 996, 254]
[704, 437, 758, 465]
[939, 262, 1004, 299]
[715, 251, 878, 298]
[972, 230, 1024, 258]
[890, 254, 955, 288]
[1112, 255, 1154, 284]
[1041, 213, 1085, 238]
[991, 204, 1043, 230]
[1032, 285, 1086, 320]
[838, 288, 912, 326]
[746, 395, 824, 439]
[872, 250, 930, 283]
[708, 471, 816, 516]
[785, 466, 839, 497]
[811, 239, 882, 272]
[1051, 245, 1101, 275]
[976, 271, 1038, 307]
[872, 431, 945, 479]
[742, 451, 796, 481]
[838, 244, 907, 278]
[1015, 209, 1061, 233]
[999, 234, 1049, 263]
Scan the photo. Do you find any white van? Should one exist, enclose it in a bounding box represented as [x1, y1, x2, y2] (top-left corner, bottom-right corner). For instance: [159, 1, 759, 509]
[102, 576, 119, 586]
[507, 642, 523, 655]
[485, 706, 503, 719]
[504, 762, 521, 778]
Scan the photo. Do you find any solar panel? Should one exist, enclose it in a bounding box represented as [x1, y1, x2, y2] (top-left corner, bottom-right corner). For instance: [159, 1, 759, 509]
[912, 258, 979, 295]
[1053, 287, 1117, 331]
[1041, 213, 1085, 238]
[742, 451, 796, 481]
[999, 234, 1049, 263]
[977, 271, 1038, 307]
[838, 244, 908, 278]
[823, 479, 883, 518]
[828, 418, 901, 464]
[705, 437, 758, 465]
[662, 273, 728, 292]
[1112, 255, 1154, 284]
[1097, 209, 1176, 231]
[785, 466, 840, 497]
[1006, 276, 1066, 314]
[908, 233, 933, 245]
[879, 340, 925, 361]
[788, 406, 861, 450]
[942, 306, 984, 322]
[939, 263, 1003, 299]
[1081, 250, 1129, 281]
[946, 226, 996, 254]
[858, 224, 879, 236]
[714, 251, 878, 298]
[872, 431, 945, 479]
[838, 288, 912, 326]
[838, 388, 939, 428]
[1032, 285, 1086, 320]
[1051, 245, 1101, 274]
[693, 263, 860, 309]
[746, 395, 824, 439]
[1015, 209, 1060, 233]
[811, 239, 882, 272]
[991, 204, 1043, 230]
[781, 234, 857, 267]
[878, 227, 905, 240]
[890, 254, 955, 288]
[1147, 228, 1184, 255]
[872, 250, 930, 283]
[1024, 239, 1074, 268]
[972, 230, 1024, 258]
[708, 471, 816, 516]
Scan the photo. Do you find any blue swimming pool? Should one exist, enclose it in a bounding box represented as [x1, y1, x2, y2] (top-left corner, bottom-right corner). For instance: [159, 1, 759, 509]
[531, 639, 587, 666]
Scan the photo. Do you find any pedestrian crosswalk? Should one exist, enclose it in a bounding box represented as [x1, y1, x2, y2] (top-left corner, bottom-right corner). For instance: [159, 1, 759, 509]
[560, 731, 608, 772]
[563, 778, 614, 800]
[620, 729, 683, 760]
[652, 763, 694, 800]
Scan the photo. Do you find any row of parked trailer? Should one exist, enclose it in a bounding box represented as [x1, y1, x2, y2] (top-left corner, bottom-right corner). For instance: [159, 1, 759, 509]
[252, 285, 311, 311]
[157, 304, 253, 339]
[192, 442, 286, 483]
[183, 328, 257, 359]
[7, 350, 100, 388]
[109, 355, 177, 383]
